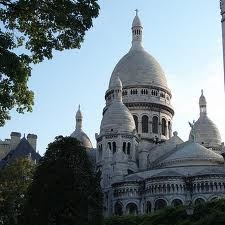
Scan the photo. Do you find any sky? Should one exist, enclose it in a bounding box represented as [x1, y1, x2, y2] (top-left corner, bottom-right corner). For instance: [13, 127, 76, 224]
[1, 0, 225, 155]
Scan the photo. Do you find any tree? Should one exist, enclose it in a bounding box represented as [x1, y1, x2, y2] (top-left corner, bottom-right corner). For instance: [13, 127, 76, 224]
[0, 0, 100, 126]
[21, 136, 103, 225]
[0, 157, 36, 225]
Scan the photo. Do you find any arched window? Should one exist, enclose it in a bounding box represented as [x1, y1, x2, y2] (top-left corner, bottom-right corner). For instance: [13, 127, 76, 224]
[126, 203, 138, 215]
[171, 199, 183, 207]
[108, 142, 111, 150]
[142, 115, 149, 133]
[127, 143, 131, 155]
[122, 142, 126, 153]
[152, 116, 158, 134]
[146, 201, 151, 213]
[112, 142, 116, 154]
[114, 202, 123, 216]
[194, 198, 205, 205]
[133, 115, 138, 132]
[155, 199, 167, 211]
[162, 118, 167, 136]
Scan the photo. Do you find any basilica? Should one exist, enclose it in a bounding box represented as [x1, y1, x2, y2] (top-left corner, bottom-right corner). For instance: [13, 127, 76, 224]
[71, 11, 225, 217]
[0, 6, 224, 218]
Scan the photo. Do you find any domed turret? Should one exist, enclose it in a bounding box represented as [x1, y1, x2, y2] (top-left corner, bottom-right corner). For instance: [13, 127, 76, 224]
[71, 105, 93, 149]
[96, 77, 139, 185]
[100, 76, 136, 135]
[189, 90, 222, 150]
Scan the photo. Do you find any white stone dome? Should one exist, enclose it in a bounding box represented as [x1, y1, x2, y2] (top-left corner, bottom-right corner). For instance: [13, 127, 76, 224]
[100, 101, 136, 134]
[109, 48, 168, 90]
[158, 141, 223, 168]
[191, 115, 221, 148]
[71, 129, 93, 149]
[190, 91, 222, 149]
[108, 12, 169, 91]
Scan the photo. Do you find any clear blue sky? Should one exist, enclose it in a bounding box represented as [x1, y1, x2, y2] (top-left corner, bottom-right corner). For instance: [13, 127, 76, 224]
[1, 0, 225, 155]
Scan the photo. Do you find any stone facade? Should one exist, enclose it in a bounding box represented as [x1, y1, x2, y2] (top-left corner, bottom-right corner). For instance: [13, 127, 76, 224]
[71, 10, 225, 217]
[95, 12, 225, 217]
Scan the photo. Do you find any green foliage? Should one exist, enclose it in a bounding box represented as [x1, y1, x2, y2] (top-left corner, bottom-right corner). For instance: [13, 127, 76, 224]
[0, 0, 100, 126]
[104, 199, 225, 225]
[0, 158, 36, 225]
[21, 136, 103, 225]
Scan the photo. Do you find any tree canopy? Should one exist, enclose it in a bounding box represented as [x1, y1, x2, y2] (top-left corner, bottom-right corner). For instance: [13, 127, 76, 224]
[20, 136, 103, 225]
[0, 157, 36, 225]
[0, 0, 100, 126]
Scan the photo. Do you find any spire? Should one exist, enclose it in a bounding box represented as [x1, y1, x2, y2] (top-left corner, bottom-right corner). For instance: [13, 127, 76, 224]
[131, 9, 143, 50]
[75, 105, 83, 130]
[199, 90, 207, 116]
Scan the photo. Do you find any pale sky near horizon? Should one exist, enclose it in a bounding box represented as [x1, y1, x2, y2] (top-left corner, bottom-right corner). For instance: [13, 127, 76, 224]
[0, 0, 225, 155]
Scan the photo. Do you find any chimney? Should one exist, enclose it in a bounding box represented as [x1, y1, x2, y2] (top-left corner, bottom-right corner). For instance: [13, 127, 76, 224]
[10, 132, 21, 150]
[27, 134, 37, 151]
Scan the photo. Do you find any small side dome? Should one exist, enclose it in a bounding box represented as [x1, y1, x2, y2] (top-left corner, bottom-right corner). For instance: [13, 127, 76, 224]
[101, 78, 136, 135]
[190, 91, 221, 149]
[100, 102, 136, 134]
[190, 116, 221, 148]
[71, 130, 93, 149]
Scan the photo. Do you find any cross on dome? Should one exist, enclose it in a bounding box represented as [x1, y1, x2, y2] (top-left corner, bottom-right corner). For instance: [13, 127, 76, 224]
[135, 9, 138, 16]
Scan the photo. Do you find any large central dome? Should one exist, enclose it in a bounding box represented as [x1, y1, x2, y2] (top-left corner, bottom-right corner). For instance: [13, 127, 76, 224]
[109, 48, 168, 89]
[108, 13, 169, 91]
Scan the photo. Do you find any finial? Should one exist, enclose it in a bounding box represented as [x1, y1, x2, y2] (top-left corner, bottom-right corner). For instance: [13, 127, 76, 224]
[78, 104, 80, 110]
[23, 133, 25, 138]
[201, 89, 203, 95]
[135, 9, 138, 16]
